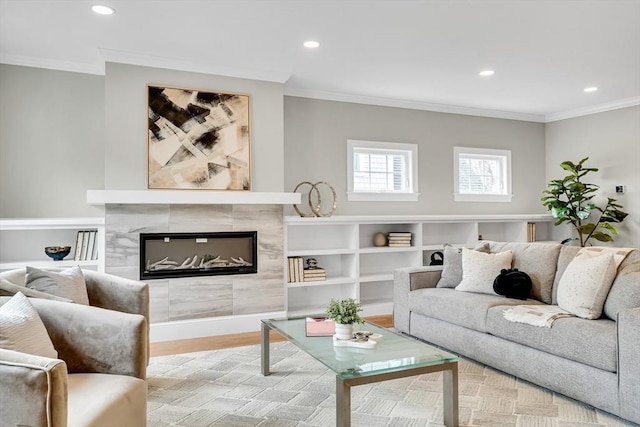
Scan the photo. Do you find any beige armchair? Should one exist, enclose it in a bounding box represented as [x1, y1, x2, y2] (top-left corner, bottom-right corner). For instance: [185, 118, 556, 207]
[0, 269, 149, 427]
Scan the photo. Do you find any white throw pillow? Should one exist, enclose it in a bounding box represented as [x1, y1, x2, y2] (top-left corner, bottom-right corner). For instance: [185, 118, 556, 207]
[26, 265, 90, 305]
[456, 249, 513, 295]
[0, 292, 58, 358]
[557, 251, 617, 319]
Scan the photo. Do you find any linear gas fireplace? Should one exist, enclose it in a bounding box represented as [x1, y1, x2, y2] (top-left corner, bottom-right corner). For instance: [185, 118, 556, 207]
[140, 231, 257, 280]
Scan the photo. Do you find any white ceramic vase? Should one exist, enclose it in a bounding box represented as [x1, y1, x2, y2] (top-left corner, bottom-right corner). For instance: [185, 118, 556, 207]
[334, 323, 353, 340]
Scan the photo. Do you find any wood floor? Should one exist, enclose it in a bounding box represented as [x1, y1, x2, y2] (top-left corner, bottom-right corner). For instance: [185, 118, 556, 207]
[150, 314, 393, 357]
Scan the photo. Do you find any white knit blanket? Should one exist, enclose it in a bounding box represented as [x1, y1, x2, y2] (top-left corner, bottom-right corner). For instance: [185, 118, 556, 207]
[503, 305, 574, 328]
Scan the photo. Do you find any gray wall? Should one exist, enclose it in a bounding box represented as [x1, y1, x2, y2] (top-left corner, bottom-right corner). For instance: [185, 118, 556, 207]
[0, 64, 105, 217]
[284, 96, 547, 216]
[545, 106, 640, 247]
[104, 63, 285, 192]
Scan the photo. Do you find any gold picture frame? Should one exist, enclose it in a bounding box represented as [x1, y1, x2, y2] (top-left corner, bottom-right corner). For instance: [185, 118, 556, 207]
[147, 85, 251, 190]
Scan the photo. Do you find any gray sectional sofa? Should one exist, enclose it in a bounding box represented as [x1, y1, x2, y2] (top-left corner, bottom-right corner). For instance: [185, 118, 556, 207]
[393, 241, 640, 424]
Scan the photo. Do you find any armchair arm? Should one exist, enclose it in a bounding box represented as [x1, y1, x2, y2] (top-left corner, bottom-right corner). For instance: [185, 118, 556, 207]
[618, 307, 640, 424]
[82, 270, 149, 323]
[30, 299, 148, 379]
[0, 348, 68, 427]
[393, 266, 443, 333]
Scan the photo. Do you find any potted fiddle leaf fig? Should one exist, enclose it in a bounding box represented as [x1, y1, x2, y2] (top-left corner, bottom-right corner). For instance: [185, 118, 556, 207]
[541, 157, 627, 247]
[325, 298, 364, 340]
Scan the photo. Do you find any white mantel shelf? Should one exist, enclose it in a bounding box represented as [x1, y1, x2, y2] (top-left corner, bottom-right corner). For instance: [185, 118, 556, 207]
[87, 190, 300, 205]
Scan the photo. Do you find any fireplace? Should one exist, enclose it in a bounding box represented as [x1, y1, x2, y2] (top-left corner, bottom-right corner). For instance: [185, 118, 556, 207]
[140, 231, 258, 280]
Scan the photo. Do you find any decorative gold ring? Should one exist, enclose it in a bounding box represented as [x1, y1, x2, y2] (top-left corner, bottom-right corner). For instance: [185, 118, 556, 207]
[293, 181, 320, 217]
[293, 181, 337, 217]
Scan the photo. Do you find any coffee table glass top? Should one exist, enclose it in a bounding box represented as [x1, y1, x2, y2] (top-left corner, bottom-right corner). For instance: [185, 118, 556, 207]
[262, 317, 457, 379]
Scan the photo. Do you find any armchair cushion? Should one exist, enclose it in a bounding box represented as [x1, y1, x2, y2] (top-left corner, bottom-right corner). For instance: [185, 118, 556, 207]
[0, 277, 73, 302]
[26, 265, 90, 305]
[0, 292, 57, 358]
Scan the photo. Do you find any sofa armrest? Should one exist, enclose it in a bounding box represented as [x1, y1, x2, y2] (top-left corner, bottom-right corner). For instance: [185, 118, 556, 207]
[618, 307, 640, 423]
[82, 270, 149, 323]
[0, 348, 68, 427]
[393, 266, 443, 333]
[30, 298, 148, 379]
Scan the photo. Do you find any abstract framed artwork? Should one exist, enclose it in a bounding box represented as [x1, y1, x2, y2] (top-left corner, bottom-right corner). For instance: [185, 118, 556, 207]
[147, 85, 251, 190]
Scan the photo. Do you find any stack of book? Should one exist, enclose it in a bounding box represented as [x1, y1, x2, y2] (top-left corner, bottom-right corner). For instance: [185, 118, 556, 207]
[303, 267, 326, 282]
[527, 222, 537, 242]
[287, 256, 304, 282]
[387, 232, 412, 247]
[74, 230, 99, 261]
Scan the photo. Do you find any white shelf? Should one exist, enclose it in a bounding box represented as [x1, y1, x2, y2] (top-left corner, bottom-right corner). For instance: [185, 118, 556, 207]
[0, 217, 104, 230]
[284, 214, 555, 317]
[286, 276, 355, 288]
[0, 218, 105, 273]
[0, 259, 100, 270]
[360, 273, 394, 283]
[359, 246, 419, 254]
[287, 248, 356, 257]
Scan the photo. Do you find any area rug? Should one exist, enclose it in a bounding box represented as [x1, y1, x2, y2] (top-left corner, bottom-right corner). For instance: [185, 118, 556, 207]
[147, 341, 636, 427]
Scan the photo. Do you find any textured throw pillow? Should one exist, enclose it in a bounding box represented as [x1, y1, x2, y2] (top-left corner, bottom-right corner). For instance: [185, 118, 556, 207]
[436, 242, 490, 288]
[26, 265, 89, 305]
[455, 249, 513, 295]
[557, 251, 617, 319]
[0, 292, 58, 358]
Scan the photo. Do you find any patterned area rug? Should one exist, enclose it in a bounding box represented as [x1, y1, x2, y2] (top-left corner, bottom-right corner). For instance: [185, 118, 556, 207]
[147, 341, 636, 427]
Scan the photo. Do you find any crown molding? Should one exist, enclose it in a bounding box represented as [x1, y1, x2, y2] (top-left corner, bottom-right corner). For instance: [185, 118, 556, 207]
[0, 53, 104, 75]
[283, 87, 547, 123]
[2, 52, 637, 123]
[98, 48, 291, 84]
[545, 96, 640, 122]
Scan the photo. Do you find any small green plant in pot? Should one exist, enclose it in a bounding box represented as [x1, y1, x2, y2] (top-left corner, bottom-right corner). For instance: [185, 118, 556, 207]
[325, 298, 364, 340]
[541, 157, 628, 247]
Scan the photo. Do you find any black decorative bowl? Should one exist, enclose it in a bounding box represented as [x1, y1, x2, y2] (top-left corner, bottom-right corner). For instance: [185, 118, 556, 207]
[44, 246, 71, 261]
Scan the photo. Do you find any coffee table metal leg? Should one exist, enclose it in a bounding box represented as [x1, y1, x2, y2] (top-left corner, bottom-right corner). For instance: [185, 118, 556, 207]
[443, 364, 459, 427]
[261, 322, 270, 376]
[336, 376, 351, 427]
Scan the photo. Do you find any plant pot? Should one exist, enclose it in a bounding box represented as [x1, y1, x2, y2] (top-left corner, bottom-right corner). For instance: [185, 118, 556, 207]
[334, 323, 353, 340]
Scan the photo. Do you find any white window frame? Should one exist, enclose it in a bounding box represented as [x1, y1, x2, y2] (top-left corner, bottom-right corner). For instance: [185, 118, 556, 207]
[347, 140, 419, 202]
[453, 146, 513, 202]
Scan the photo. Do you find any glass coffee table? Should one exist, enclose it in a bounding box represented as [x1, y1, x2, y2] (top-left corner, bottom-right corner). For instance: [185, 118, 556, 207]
[261, 317, 459, 427]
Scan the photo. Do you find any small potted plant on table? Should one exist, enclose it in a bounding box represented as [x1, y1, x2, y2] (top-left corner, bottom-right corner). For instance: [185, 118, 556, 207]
[325, 298, 364, 340]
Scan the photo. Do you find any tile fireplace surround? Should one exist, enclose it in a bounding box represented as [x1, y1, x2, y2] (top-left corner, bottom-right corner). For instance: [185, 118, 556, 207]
[89, 190, 299, 342]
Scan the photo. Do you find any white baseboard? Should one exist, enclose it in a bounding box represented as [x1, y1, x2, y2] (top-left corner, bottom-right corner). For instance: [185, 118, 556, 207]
[150, 311, 287, 343]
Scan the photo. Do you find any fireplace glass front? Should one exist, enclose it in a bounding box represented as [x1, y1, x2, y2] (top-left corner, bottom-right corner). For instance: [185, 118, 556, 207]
[140, 231, 257, 280]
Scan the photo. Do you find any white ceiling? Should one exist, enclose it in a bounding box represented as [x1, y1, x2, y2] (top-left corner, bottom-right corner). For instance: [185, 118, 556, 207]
[1, 0, 639, 122]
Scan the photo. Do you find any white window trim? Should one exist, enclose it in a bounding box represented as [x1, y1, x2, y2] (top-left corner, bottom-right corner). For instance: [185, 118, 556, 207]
[347, 140, 419, 202]
[453, 146, 513, 203]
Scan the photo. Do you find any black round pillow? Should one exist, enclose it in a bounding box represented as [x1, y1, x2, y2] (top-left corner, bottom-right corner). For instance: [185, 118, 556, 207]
[493, 268, 532, 300]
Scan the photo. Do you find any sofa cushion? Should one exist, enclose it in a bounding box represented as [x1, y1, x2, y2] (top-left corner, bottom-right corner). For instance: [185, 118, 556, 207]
[489, 241, 561, 304]
[436, 242, 490, 288]
[557, 251, 617, 319]
[486, 305, 617, 372]
[455, 249, 512, 295]
[552, 245, 582, 304]
[67, 373, 147, 427]
[603, 249, 640, 320]
[408, 287, 543, 332]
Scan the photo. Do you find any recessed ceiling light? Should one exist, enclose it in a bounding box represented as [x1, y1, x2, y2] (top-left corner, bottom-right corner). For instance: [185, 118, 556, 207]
[479, 70, 495, 77]
[91, 5, 115, 15]
[303, 41, 320, 49]
[584, 87, 598, 93]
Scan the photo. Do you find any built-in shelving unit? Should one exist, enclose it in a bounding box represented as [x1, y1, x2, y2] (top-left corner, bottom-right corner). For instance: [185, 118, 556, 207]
[284, 214, 555, 317]
[0, 218, 105, 272]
